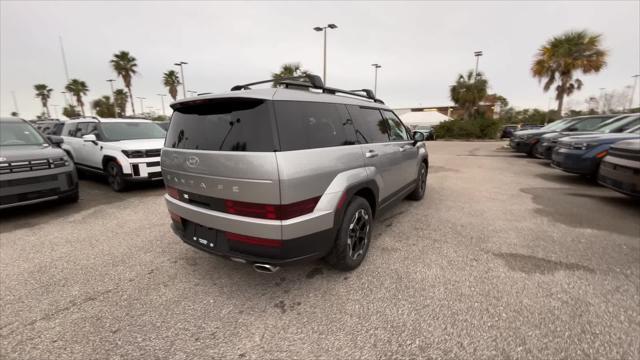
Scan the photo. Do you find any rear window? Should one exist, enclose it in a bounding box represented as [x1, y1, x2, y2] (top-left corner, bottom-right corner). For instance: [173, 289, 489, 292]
[166, 98, 276, 151]
[274, 101, 357, 151]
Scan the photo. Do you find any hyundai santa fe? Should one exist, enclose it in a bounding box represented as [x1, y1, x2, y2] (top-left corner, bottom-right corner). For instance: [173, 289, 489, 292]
[162, 75, 429, 272]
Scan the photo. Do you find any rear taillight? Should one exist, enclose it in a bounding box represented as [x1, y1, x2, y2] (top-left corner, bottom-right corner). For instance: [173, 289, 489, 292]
[166, 186, 179, 199]
[225, 232, 283, 248]
[596, 150, 608, 158]
[224, 197, 320, 220]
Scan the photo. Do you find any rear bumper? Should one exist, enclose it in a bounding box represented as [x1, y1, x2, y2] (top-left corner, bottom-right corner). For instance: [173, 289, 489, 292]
[0, 166, 78, 209]
[598, 157, 640, 198]
[171, 221, 334, 265]
[165, 194, 341, 264]
[551, 148, 599, 175]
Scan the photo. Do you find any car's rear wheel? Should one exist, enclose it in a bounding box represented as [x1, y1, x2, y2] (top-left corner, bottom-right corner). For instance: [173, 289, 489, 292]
[106, 161, 127, 192]
[408, 162, 428, 201]
[326, 196, 373, 271]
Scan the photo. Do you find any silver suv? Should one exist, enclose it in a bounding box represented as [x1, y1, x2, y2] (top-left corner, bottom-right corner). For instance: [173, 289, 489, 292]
[162, 75, 428, 272]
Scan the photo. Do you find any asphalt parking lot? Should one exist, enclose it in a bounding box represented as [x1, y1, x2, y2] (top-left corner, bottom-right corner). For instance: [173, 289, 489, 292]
[1, 141, 638, 359]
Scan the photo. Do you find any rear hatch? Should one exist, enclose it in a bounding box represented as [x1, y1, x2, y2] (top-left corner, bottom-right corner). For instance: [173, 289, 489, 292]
[161, 97, 280, 204]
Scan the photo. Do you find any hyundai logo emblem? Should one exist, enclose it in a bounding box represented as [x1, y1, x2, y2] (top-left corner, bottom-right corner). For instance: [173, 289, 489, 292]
[186, 156, 200, 168]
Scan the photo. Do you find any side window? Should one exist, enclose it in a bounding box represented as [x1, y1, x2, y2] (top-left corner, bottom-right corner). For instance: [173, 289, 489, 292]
[75, 123, 89, 138]
[86, 123, 102, 140]
[274, 101, 357, 151]
[382, 110, 409, 141]
[348, 105, 389, 144]
[574, 117, 606, 131]
[63, 123, 77, 137]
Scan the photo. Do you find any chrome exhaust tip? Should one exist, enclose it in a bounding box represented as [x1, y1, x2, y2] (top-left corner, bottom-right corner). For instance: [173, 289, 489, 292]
[253, 263, 280, 273]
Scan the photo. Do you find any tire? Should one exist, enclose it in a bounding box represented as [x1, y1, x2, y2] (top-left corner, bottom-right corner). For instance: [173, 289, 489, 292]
[325, 196, 373, 271]
[408, 162, 428, 201]
[105, 161, 127, 192]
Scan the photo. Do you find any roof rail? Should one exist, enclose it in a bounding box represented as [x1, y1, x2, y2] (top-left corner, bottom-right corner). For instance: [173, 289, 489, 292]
[230, 74, 384, 104]
[69, 115, 101, 122]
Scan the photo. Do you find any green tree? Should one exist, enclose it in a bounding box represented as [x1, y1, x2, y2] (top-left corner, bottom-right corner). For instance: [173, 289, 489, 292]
[531, 30, 607, 115]
[65, 79, 89, 116]
[450, 70, 488, 120]
[113, 89, 128, 117]
[62, 104, 79, 118]
[34, 84, 53, 118]
[110, 51, 138, 114]
[271, 62, 309, 87]
[92, 95, 116, 118]
[162, 70, 181, 101]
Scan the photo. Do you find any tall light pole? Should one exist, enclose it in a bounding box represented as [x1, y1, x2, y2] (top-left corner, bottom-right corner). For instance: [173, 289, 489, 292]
[11, 91, 19, 115]
[157, 94, 167, 116]
[630, 74, 640, 110]
[313, 23, 338, 84]
[473, 51, 483, 81]
[174, 61, 188, 99]
[51, 104, 60, 119]
[107, 79, 116, 117]
[137, 97, 146, 115]
[371, 63, 381, 97]
[61, 91, 69, 106]
[599, 87, 606, 113]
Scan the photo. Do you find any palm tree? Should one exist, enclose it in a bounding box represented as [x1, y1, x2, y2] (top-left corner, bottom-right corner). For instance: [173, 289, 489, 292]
[113, 89, 128, 117]
[162, 70, 181, 101]
[531, 30, 607, 115]
[110, 51, 138, 114]
[271, 62, 309, 87]
[450, 70, 488, 120]
[65, 79, 89, 116]
[34, 84, 53, 118]
[92, 95, 116, 118]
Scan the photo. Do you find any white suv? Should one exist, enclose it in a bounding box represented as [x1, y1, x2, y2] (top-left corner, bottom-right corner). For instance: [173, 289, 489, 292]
[60, 118, 166, 191]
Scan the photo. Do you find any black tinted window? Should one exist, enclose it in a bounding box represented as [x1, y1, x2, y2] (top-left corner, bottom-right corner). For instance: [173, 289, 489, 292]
[63, 123, 77, 137]
[274, 101, 357, 151]
[166, 98, 276, 152]
[348, 105, 389, 143]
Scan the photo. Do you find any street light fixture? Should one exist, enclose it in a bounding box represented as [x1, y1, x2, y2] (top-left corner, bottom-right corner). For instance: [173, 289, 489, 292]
[187, 90, 197, 97]
[313, 23, 338, 84]
[174, 61, 188, 99]
[473, 51, 483, 81]
[107, 79, 116, 117]
[157, 94, 167, 116]
[371, 64, 382, 97]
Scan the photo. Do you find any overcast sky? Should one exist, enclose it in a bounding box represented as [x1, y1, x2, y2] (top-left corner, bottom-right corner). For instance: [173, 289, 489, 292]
[1, 0, 639, 118]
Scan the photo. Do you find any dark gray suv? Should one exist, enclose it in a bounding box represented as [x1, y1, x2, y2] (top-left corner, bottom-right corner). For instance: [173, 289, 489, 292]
[0, 117, 78, 209]
[162, 75, 429, 272]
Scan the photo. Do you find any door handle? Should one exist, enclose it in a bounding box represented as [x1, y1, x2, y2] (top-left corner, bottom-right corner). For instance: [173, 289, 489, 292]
[365, 150, 378, 158]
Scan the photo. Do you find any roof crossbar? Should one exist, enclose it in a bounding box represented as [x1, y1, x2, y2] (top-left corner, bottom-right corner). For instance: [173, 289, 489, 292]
[230, 74, 385, 104]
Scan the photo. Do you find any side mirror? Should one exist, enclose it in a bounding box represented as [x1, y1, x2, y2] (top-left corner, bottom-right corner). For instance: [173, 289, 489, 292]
[47, 135, 64, 146]
[413, 131, 425, 142]
[82, 134, 97, 143]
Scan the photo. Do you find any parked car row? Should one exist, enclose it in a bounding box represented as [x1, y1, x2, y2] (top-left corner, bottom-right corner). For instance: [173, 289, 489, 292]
[0, 117, 167, 209]
[500, 123, 544, 139]
[510, 113, 640, 198]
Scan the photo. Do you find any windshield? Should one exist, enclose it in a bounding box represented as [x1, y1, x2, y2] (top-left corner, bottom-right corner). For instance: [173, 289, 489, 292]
[0, 121, 47, 146]
[541, 118, 572, 131]
[100, 122, 166, 141]
[595, 115, 640, 133]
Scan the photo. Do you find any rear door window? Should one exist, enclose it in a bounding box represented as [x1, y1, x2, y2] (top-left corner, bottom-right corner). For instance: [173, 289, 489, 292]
[274, 101, 357, 151]
[166, 98, 276, 152]
[347, 105, 390, 144]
